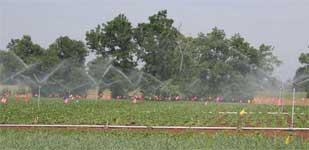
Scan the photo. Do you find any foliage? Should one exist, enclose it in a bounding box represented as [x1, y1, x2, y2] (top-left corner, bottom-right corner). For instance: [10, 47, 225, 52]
[295, 53, 309, 97]
[86, 14, 137, 70]
[0, 10, 282, 99]
[0, 129, 308, 150]
[0, 99, 308, 128]
[134, 10, 180, 81]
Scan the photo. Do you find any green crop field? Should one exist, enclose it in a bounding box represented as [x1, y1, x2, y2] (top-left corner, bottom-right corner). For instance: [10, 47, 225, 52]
[0, 129, 308, 150]
[256, 91, 307, 99]
[0, 98, 308, 128]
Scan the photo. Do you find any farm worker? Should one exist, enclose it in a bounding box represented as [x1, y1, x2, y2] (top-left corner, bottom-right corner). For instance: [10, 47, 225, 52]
[216, 97, 220, 102]
[204, 101, 208, 106]
[302, 98, 306, 105]
[175, 96, 180, 101]
[132, 96, 137, 104]
[248, 99, 251, 104]
[208, 96, 212, 101]
[272, 98, 276, 104]
[155, 96, 159, 101]
[139, 95, 144, 101]
[191, 96, 197, 101]
[251, 98, 255, 104]
[24, 95, 30, 103]
[63, 95, 69, 104]
[15, 95, 19, 102]
[1, 96, 7, 103]
[278, 99, 282, 106]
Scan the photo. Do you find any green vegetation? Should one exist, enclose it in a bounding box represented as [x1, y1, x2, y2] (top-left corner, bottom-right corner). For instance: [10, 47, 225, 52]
[0, 129, 308, 150]
[256, 91, 307, 99]
[0, 10, 281, 99]
[295, 52, 309, 98]
[0, 99, 308, 127]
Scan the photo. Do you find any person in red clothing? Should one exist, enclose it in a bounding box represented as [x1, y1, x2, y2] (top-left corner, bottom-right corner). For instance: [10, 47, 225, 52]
[302, 98, 306, 105]
[24, 95, 31, 103]
[15, 95, 20, 102]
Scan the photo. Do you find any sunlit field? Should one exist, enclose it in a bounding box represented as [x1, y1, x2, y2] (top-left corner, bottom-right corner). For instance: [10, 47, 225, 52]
[2, 1, 309, 149]
[1, 98, 308, 128]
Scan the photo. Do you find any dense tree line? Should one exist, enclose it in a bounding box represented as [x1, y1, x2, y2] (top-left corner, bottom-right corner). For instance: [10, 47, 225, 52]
[0, 10, 281, 99]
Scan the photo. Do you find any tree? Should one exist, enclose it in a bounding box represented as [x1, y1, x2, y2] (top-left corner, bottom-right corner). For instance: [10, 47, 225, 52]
[7, 35, 44, 64]
[299, 53, 309, 65]
[48, 36, 88, 65]
[0, 36, 44, 85]
[134, 10, 180, 81]
[86, 14, 137, 71]
[294, 52, 309, 98]
[193, 28, 231, 95]
[178, 28, 281, 98]
[41, 36, 90, 96]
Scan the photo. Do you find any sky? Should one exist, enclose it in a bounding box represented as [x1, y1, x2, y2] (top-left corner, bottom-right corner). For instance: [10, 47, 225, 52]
[0, 0, 309, 81]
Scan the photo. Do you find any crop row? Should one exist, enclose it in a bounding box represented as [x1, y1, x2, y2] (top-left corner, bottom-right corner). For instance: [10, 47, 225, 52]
[0, 98, 308, 127]
[0, 129, 308, 150]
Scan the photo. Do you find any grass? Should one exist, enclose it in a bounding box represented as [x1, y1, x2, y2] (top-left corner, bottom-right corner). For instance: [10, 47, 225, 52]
[0, 98, 308, 127]
[256, 91, 307, 99]
[0, 129, 308, 150]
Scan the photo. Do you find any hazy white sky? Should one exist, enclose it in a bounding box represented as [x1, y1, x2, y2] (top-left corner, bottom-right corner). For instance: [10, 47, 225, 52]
[1, 0, 309, 80]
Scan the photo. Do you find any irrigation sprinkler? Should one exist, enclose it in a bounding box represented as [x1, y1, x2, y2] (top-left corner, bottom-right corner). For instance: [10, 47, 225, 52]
[280, 80, 284, 112]
[96, 86, 99, 100]
[32, 74, 41, 109]
[38, 85, 41, 109]
[291, 88, 296, 128]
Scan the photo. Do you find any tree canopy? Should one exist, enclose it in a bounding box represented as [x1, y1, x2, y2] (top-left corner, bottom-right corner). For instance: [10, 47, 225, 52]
[0, 10, 281, 99]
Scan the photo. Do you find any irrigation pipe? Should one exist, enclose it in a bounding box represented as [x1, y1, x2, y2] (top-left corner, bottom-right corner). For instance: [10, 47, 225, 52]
[1, 124, 309, 131]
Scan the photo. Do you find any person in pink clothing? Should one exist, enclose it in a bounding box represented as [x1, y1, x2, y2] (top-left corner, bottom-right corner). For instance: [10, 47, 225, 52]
[278, 98, 282, 106]
[1, 93, 8, 104]
[175, 96, 180, 101]
[132, 96, 137, 104]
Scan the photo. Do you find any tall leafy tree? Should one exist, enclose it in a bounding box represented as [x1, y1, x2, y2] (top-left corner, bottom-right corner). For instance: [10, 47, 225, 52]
[42, 36, 89, 95]
[294, 52, 309, 97]
[86, 14, 137, 71]
[48, 36, 88, 65]
[134, 10, 180, 81]
[7, 35, 44, 64]
[0, 36, 44, 84]
[193, 28, 231, 95]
